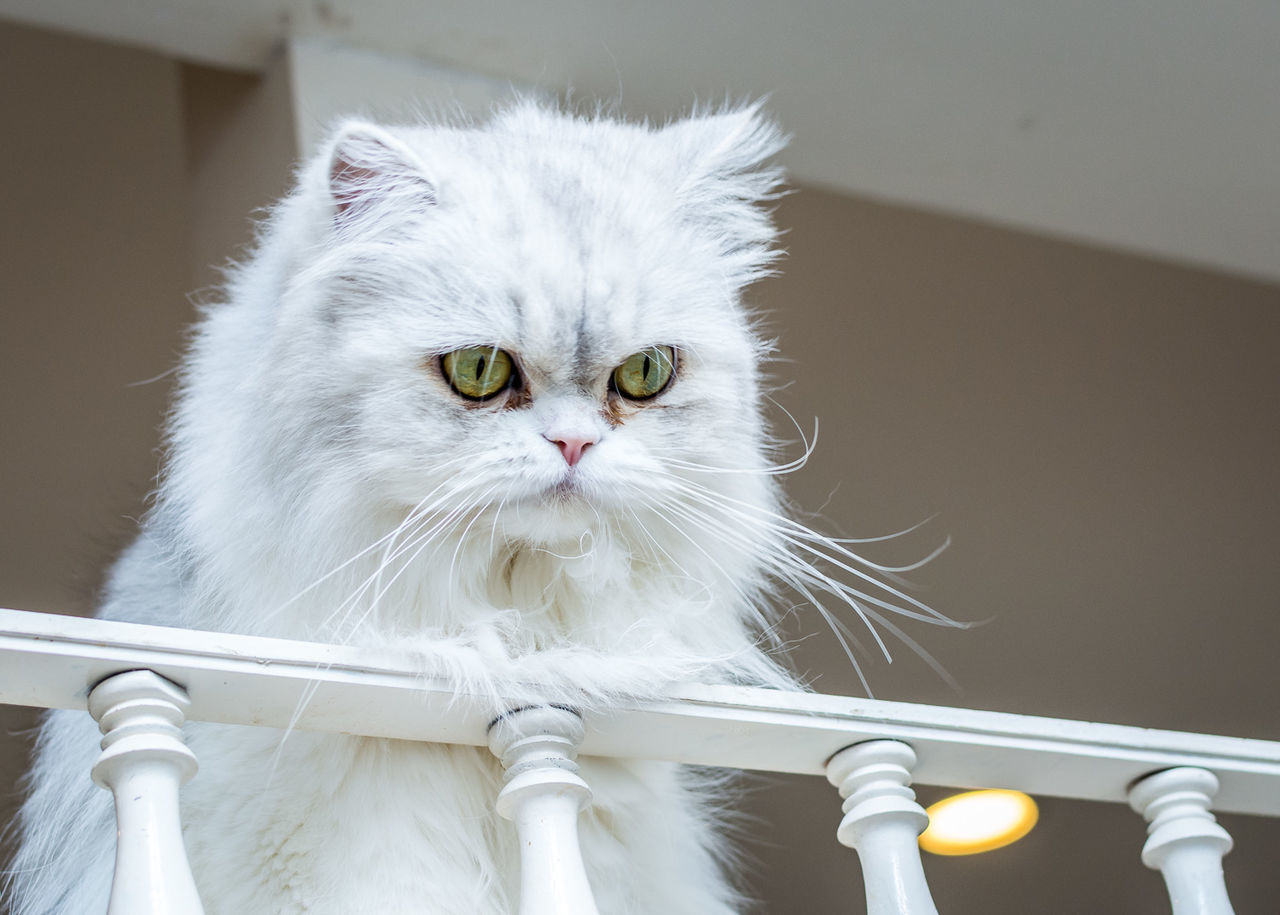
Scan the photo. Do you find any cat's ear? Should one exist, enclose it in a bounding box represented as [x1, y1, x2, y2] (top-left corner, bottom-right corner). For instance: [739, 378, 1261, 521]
[327, 121, 436, 222]
[665, 103, 787, 194]
[663, 103, 788, 283]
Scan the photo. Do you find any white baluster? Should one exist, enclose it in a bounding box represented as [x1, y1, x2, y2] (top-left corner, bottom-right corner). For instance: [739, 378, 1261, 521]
[826, 740, 940, 915]
[88, 670, 204, 915]
[487, 706, 600, 915]
[1128, 767, 1236, 915]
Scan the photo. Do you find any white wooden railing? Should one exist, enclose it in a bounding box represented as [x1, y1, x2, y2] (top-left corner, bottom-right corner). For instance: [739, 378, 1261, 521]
[2, 607, 1277, 914]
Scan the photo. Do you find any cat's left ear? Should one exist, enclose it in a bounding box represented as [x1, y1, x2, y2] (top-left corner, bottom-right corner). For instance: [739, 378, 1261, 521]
[663, 103, 788, 283]
[327, 120, 436, 222]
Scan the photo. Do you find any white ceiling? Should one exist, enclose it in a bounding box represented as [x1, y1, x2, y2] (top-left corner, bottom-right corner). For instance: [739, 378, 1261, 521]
[2, 0, 1278, 282]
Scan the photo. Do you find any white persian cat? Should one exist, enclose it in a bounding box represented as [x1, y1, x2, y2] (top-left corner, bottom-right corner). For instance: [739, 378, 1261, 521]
[7, 102, 943, 914]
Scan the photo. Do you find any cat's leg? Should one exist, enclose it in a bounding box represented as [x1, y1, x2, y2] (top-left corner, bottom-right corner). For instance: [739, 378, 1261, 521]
[6, 708, 115, 915]
[178, 726, 517, 915]
[579, 759, 746, 915]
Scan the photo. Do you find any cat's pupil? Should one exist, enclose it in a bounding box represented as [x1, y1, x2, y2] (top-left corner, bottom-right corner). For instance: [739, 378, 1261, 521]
[477, 354, 486, 378]
[642, 355, 651, 379]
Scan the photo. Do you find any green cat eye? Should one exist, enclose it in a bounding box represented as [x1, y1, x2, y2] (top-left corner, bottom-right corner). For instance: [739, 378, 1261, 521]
[441, 346, 516, 400]
[612, 345, 676, 400]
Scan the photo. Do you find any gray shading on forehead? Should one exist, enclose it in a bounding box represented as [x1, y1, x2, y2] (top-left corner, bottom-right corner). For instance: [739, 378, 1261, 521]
[499, 195, 658, 374]
[517, 284, 615, 391]
[507, 290, 527, 339]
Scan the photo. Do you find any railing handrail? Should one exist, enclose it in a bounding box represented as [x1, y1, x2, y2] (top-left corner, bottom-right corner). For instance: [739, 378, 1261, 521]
[3, 606, 1278, 817]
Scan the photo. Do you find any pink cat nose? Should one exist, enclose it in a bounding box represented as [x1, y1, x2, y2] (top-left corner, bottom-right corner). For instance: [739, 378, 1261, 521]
[544, 434, 596, 467]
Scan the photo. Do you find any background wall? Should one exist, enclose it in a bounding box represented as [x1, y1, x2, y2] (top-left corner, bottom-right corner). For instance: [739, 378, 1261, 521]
[0, 26, 191, 894]
[2, 19, 1277, 913]
[746, 181, 1280, 913]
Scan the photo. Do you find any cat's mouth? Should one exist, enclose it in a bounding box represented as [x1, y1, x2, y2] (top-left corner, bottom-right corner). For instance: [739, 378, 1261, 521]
[495, 475, 603, 545]
[550, 476, 583, 499]
[545, 466, 613, 511]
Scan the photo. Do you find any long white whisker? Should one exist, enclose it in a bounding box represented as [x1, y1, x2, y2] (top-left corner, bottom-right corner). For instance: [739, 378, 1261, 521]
[658, 496, 888, 662]
[639, 461, 968, 690]
[622, 506, 715, 603]
[269, 455, 477, 610]
[445, 485, 503, 596]
[628, 494, 762, 615]
[338, 483, 498, 638]
[662, 472, 956, 624]
[764, 394, 820, 465]
[319, 482, 476, 635]
[270, 474, 494, 780]
[857, 605, 961, 691]
[664, 485, 953, 630]
[825, 513, 943, 545]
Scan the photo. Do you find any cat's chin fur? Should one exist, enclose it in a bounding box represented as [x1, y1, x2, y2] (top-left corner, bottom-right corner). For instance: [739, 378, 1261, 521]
[8, 101, 800, 914]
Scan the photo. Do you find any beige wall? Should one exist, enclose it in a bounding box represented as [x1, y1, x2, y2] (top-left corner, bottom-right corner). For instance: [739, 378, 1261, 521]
[0, 22, 186, 615]
[2, 20, 1277, 913]
[750, 185, 1280, 913]
[0, 21, 188, 908]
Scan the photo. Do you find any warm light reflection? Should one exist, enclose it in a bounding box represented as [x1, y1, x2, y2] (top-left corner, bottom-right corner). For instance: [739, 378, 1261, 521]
[919, 789, 1039, 855]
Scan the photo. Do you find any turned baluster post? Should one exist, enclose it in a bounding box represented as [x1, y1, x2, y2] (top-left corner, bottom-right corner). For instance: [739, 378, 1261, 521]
[487, 705, 600, 915]
[826, 739, 940, 915]
[1128, 767, 1236, 915]
[88, 669, 204, 915]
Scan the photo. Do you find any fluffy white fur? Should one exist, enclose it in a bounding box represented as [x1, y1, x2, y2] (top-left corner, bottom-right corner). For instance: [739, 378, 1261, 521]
[7, 102, 947, 914]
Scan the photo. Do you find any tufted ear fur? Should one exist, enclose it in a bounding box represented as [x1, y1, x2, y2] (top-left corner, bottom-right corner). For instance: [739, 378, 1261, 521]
[328, 121, 436, 223]
[662, 102, 788, 283]
[665, 103, 786, 195]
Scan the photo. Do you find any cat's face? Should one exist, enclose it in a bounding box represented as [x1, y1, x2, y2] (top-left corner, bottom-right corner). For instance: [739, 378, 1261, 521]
[272, 110, 779, 550]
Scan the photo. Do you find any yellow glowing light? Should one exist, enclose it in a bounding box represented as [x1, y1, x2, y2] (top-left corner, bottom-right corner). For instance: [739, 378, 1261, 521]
[918, 789, 1039, 855]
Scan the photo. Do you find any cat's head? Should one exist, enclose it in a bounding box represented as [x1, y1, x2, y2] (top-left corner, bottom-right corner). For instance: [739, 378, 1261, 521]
[171, 103, 790, 637]
[270, 106, 783, 538]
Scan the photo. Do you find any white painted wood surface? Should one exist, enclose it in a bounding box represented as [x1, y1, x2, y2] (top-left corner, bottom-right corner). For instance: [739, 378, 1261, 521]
[826, 741, 939, 915]
[488, 707, 600, 915]
[3, 609, 1278, 816]
[88, 670, 204, 915]
[1129, 768, 1237, 915]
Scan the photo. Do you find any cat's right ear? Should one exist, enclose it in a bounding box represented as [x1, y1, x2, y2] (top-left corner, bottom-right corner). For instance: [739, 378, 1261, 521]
[327, 121, 436, 224]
